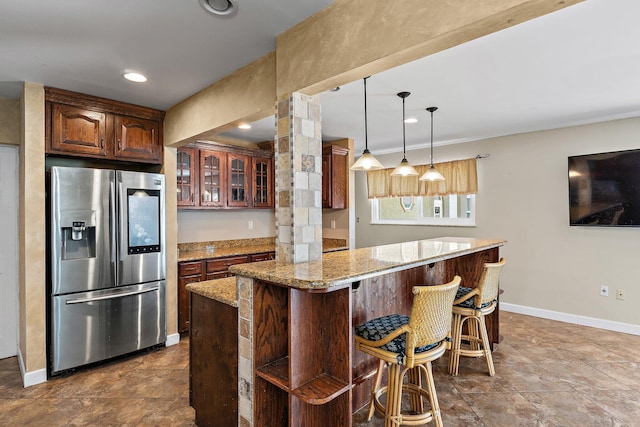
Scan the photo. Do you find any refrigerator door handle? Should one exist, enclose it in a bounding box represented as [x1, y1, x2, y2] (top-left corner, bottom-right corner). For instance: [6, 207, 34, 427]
[65, 286, 159, 305]
[117, 179, 126, 262]
[110, 178, 117, 277]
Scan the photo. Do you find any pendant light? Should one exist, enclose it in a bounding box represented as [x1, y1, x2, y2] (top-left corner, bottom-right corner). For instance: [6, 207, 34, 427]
[351, 77, 383, 171]
[419, 106, 445, 181]
[391, 92, 419, 176]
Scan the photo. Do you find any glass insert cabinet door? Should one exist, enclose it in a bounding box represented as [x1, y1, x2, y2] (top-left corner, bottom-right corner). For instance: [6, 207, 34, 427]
[252, 156, 272, 208]
[200, 150, 226, 207]
[227, 153, 249, 207]
[176, 148, 197, 207]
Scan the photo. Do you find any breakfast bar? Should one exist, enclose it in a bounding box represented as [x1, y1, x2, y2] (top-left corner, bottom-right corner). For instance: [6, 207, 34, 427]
[189, 237, 506, 426]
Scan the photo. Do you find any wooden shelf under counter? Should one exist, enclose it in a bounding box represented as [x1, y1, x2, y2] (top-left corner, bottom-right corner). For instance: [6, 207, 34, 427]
[256, 356, 290, 392]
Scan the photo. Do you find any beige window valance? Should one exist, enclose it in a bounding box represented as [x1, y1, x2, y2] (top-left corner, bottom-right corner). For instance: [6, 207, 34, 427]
[366, 158, 477, 199]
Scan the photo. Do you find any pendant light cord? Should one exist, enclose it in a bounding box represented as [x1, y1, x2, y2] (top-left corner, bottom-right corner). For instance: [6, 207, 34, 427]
[396, 91, 411, 163]
[427, 106, 438, 166]
[430, 109, 434, 166]
[364, 76, 369, 151]
[402, 95, 407, 159]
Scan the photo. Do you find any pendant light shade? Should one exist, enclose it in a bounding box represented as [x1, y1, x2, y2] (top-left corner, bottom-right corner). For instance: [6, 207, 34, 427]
[351, 77, 383, 171]
[391, 92, 419, 177]
[419, 106, 445, 182]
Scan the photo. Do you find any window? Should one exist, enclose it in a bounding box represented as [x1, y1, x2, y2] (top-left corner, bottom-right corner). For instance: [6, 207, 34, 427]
[371, 194, 476, 226]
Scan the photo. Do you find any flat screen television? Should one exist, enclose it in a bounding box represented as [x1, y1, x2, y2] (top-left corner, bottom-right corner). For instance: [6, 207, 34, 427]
[569, 148, 640, 226]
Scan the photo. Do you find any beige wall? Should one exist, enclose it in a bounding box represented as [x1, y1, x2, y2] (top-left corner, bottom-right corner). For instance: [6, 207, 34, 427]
[163, 147, 178, 336]
[0, 97, 20, 145]
[19, 83, 46, 374]
[164, 52, 276, 146]
[177, 210, 276, 243]
[276, 0, 581, 98]
[355, 117, 640, 326]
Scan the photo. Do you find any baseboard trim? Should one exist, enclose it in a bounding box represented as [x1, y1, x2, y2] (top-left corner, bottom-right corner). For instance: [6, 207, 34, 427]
[501, 302, 640, 336]
[17, 347, 47, 388]
[165, 333, 180, 347]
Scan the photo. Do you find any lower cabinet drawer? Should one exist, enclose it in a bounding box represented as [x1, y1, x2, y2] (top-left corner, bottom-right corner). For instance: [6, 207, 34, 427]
[206, 255, 250, 273]
[251, 252, 275, 262]
[206, 271, 228, 281]
[179, 261, 203, 277]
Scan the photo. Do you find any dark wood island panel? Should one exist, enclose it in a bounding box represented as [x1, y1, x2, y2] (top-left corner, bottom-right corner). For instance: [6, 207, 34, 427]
[189, 292, 238, 426]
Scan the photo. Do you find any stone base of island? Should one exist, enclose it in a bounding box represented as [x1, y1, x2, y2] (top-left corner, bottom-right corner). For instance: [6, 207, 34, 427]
[187, 237, 506, 427]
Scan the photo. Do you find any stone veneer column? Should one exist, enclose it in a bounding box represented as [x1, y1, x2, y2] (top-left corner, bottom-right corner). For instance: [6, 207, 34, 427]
[274, 92, 323, 263]
[237, 275, 254, 427]
[237, 92, 323, 427]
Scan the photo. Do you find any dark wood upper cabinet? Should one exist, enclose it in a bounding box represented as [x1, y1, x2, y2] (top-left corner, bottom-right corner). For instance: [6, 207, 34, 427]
[200, 149, 227, 208]
[51, 104, 107, 157]
[322, 145, 349, 209]
[227, 153, 250, 208]
[252, 156, 273, 208]
[114, 115, 161, 163]
[177, 147, 198, 207]
[45, 87, 164, 165]
[177, 143, 273, 210]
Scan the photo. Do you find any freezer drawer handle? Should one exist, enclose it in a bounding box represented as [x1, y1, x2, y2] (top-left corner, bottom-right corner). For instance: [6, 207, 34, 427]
[65, 286, 159, 305]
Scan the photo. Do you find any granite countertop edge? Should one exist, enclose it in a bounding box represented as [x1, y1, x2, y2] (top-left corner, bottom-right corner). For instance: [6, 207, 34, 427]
[178, 245, 275, 262]
[178, 243, 348, 262]
[229, 238, 506, 291]
[186, 277, 238, 308]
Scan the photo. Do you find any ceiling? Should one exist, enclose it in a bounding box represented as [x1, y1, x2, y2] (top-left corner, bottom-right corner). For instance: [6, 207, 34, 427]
[3, 0, 640, 157]
[0, 0, 333, 107]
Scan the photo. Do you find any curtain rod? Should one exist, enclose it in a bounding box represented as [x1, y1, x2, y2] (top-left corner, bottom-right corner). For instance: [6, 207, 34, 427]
[475, 153, 490, 159]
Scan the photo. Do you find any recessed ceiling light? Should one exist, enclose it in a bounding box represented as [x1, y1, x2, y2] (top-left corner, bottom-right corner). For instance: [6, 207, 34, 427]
[123, 72, 147, 83]
[238, 124, 251, 129]
[199, 0, 237, 16]
[404, 117, 418, 123]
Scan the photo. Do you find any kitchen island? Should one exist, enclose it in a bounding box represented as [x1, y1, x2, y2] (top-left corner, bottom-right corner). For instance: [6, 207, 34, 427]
[191, 237, 506, 426]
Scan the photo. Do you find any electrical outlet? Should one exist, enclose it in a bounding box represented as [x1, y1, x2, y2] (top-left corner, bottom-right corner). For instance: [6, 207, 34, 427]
[600, 285, 609, 297]
[330, 220, 336, 229]
[248, 220, 254, 230]
[616, 289, 625, 300]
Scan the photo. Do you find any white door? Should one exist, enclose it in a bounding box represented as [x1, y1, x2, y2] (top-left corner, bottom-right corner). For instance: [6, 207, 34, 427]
[0, 145, 18, 359]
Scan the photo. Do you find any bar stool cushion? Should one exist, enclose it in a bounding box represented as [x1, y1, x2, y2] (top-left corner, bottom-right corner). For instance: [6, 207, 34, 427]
[454, 286, 495, 309]
[354, 314, 438, 364]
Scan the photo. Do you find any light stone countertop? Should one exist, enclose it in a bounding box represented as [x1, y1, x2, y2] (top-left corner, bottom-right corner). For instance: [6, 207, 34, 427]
[177, 238, 348, 262]
[178, 244, 275, 262]
[229, 237, 506, 291]
[186, 277, 237, 308]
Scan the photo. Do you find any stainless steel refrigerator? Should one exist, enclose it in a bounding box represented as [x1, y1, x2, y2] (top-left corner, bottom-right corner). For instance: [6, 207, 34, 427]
[49, 166, 166, 375]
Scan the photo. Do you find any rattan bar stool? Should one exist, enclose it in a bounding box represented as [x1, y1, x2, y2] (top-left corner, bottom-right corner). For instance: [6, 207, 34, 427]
[448, 258, 505, 377]
[354, 276, 460, 427]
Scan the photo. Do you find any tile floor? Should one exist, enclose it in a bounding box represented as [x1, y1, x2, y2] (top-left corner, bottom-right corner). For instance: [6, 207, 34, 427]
[1, 312, 640, 426]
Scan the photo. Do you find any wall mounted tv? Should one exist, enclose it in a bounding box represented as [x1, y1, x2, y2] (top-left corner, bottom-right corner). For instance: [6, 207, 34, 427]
[569, 148, 640, 226]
